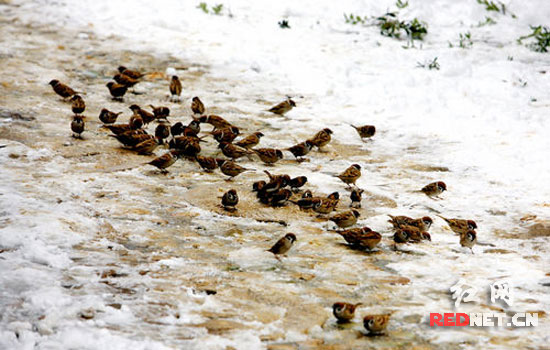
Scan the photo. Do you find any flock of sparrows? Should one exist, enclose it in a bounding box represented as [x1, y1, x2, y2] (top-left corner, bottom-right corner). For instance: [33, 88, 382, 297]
[48, 65, 479, 335]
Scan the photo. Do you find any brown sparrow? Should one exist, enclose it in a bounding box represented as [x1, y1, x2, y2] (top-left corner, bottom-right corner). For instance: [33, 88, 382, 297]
[337, 227, 381, 251]
[113, 73, 139, 88]
[253, 148, 284, 165]
[195, 155, 218, 172]
[421, 181, 447, 197]
[70, 95, 85, 115]
[149, 105, 170, 120]
[110, 131, 152, 147]
[48, 79, 77, 99]
[329, 209, 360, 228]
[302, 190, 313, 198]
[117, 66, 143, 79]
[71, 115, 85, 138]
[216, 159, 253, 180]
[438, 216, 477, 235]
[199, 115, 232, 130]
[103, 123, 137, 135]
[311, 194, 340, 214]
[155, 121, 171, 144]
[129, 104, 156, 124]
[129, 114, 144, 130]
[147, 150, 179, 173]
[212, 126, 240, 143]
[267, 98, 296, 115]
[308, 128, 333, 149]
[235, 132, 264, 149]
[460, 230, 477, 253]
[191, 96, 205, 115]
[336, 164, 361, 187]
[267, 233, 297, 256]
[132, 138, 158, 155]
[363, 314, 391, 335]
[99, 108, 122, 124]
[393, 229, 410, 244]
[106, 82, 127, 101]
[289, 176, 307, 191]
[219, 142, 253, 160]
[388, 215, 433, 232]
[169, 75, 182, 101]
[397, 225, 431, 242]
[333, 302, 362, 323]
[350, 124, 376, 140]
[286, 140, 314, 161]
[171, 136, 201, 157]
[252, 180, 266, 192]
[221, 189, 239, 211]
[261, 171, 290, 193]
[350, 188, 364, 208]
[268, 189, 292, 207]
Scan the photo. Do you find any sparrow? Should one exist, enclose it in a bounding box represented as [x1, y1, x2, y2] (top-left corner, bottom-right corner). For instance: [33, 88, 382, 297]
[118, 66, 143, 79]
[336, 164, 361, 187]
[113, 73, 139, 88]
[261, 171, 290, 193]
[350, 188, 364, 208]
[221, 189, 238, 211]
[212, 126, 240, 143]
[104, 123, 142, 135]
[155, 121, 171, 144]
[186, 119, 201, 135]
[149, 105, 170, 120]
[234, 132, 264, 149]
[289, 176, 307, 192]
[397, 225, 431, 243]
[296, 192, 339, 213]
[198, 115, 232, 130]
[393, 229, 410, 250]
[170, 122, 185, 137]
[329, 209, 360, 228]
[268, 189, 292, 207]
[308, 128, 333, 150]
[110, 131, 153, 147]
[132, 138, 158, 155]
[302, 190, 313, 198]
[169, 75, 182, 101]
[216, 159, 253, 180]
[71, 115, 85, 138]
[218, 142, 253, 160]
[147, 150, 179, 173]
[70, 95, 85, 115]
[129, 104, 155, 124]
[438, 216, 477, 235]
[333, 302, 362, 323]
[388, 215, 433, 232]
[252, 180, 266, 192]
[337, 227, 382, 251]
[195, 155, 218, 172]
[421, 181, 447, 197]
[191, 96, 205, 115]
[286, 140, 314, 161]
[350, 124, 376, 140]
[267, 233, 297, 256]
[253, 148, 284, 165]
[170, 136, 201, 157]
[267, 98, 296, 115]
[363, 314, 391, 335]
[460, 229, 477, 253]
[99, 108, 122, 124]
[129, 114, 144, 130]
[48, 79, 77, 99]
[106, 82, 127, 101]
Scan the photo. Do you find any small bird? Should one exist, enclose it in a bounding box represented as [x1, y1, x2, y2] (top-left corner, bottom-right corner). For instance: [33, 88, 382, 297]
[117, 66, 143, 79]
[169, 75, 182, 101]
[393, 229, 410, 250]
[421, 181, 447, 197]
[70, 95, 85, 115]
[329, 209, 360, 228]
[286, 140, 313, 161]
[363, 314, 391, 335]
[219, 142, 253, 160]
[129, 104, 155, 124]
[336, 164, 361, 187]
[106, 82, 127, 101]
[267, 98, 296, 115]
[113, 73, 139, 88]
[261, 171, 290, 193]
[253, 148, 284, 165]
[267, 233, 297, 257]
[337, 227, 382, 251]
[132, 138, 158, 155]
[308, 128, 333, 150]
[333, 302, 362, 323]
[199, 115, 233, 130]
[252, 180, 266, 193]
[155, 121, 171, 145]
[438, 216, 477, 235]
[235, 132, 264, 149]
[129, 114, 144, 130]
[312, 195, 340, 214]
[350, 124, 376, 140]
[289, 176, 307, 192]
[149, 105, 170, 120]
[302, 190, 313, 198]
[48, 79, 77, 99]
[388, 215, 433, 232]
[71, 115, 85, 138]
[268, 189, 292, 207]
[221, 189, 239, 211]
[195, 155, 218, 172]
[98, 108, 122, 124]
[186, 119, 201, 135]
[350, 188, 364, 208]
[212, 126, 240, 143]
[216, 159, 253, 180]
[170, 122, 185, 137]
[147, 150, 179, 173]
[170, 136, 201, 157]
[397, 225, 431, 243]
[460, 229, 477, 253]
[191, 96, 205, 115]
[111, 132, 152, 148]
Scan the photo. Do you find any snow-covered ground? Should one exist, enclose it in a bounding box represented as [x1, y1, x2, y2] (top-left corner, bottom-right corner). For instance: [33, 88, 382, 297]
[1, 0, 550, 349]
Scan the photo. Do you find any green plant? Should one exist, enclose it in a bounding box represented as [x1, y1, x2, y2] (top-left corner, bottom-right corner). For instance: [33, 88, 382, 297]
[405, 18, 428, 40]
[477, 16, 497, 27]
[212, 4, 223, 15]
[376, 13, 427, 41]
[344, 13, 367, 25]
[518, 25, 550, 52]
[197, 2, 208, 13]
[197, 2, 224, 15]
[417, 57, 440, 70]
[449, 32, 472, 48]
[396, 0, 409, 9]
[477, 0, 505, 14]
[278, 19, 290, 29]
